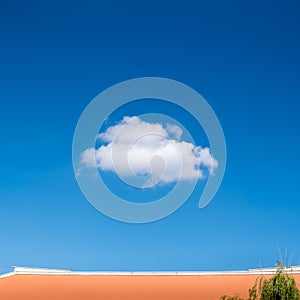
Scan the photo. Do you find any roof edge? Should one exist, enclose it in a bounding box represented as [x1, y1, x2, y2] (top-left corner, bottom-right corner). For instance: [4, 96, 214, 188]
[1, 266, 300, 278]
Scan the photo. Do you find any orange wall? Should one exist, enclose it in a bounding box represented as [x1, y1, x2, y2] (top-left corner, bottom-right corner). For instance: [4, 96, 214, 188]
[1, 274, 300, 300]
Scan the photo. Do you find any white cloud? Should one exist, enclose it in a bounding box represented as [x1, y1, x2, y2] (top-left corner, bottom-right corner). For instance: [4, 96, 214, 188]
[80, 116, 218, 185]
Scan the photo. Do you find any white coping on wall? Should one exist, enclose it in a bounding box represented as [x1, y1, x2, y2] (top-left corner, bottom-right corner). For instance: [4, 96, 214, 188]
[1, 265, 300, 279]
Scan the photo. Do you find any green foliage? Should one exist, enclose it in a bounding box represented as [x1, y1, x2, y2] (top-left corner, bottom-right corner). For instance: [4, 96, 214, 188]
[220, 294, 244, 300]
[220, 261, 300, 300]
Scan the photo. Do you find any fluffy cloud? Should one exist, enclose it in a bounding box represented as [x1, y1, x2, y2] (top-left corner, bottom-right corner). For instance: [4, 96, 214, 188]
[80, 116, 218, 186]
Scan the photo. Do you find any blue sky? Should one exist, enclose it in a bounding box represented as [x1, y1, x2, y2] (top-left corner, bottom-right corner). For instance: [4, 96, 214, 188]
[0, 0, 300, 273]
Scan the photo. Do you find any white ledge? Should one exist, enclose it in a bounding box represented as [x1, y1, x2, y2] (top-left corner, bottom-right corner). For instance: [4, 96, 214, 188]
[0, 265, 299, 278]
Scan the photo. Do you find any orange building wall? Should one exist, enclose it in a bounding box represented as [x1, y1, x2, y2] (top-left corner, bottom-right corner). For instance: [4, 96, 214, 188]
[1, 273, 300, 300]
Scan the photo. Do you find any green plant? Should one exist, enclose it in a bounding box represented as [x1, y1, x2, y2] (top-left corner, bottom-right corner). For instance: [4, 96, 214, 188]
[220, 294, 244, 300]
[220, 261, 300, 300]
